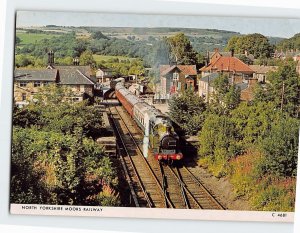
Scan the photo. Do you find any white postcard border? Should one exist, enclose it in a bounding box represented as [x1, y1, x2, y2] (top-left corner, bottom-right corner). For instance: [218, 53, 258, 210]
[10, 204, 294, 223]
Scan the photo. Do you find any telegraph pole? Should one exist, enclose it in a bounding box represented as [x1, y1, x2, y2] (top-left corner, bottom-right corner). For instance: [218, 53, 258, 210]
[281, 81, 285, 112]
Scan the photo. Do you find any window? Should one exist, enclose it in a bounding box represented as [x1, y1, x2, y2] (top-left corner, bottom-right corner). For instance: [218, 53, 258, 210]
[34, 81, 41, 87]
[19, 82, 27, 87]
[22, 93, 26, 101]
[177, 82, 181, 91]
[173, 72, 179, 81]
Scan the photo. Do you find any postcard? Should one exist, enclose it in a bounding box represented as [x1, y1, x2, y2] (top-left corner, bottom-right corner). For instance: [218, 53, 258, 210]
[10, 10, 300, 223]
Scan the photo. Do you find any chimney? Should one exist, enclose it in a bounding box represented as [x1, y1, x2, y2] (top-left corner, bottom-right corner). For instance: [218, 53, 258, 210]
[205, 50, 210, 66]
[230, 49, 234, 57]
[73, 57, 80, 66]
[47, 50, 54, 66]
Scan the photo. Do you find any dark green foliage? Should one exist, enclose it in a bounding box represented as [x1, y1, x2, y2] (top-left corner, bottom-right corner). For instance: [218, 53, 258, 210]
[91, 31, 109, 40]
[15, 36, 21, 46]
[80, 50, 96, 66]
[169, 90, 206, 135]
[254, 61, 300, 118]
[226, 33, 274, 59]
[13, 107, 41, 128]
[11, 128, 50, 204]
[231, 102, 281, 144]
[237, 54, 253, 65]
[166, 33, 198, 65]
[277, 33, 300, 51]
[259, 117, 299, 177]
[11, 85, 119, 206]
[198, 114, 240, 159]
[209, 74, 241, 114]
[11, 127, 118, 205]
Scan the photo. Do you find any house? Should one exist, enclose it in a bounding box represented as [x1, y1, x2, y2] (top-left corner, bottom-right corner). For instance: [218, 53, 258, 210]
[160, 64, 198, 99]
[249, 65, 278, 83]
[198, 72, 219, 99]
[200, 50, 254, 82]
[96, 68, 114, 83]
[55, 65, 96, 102]
[273, 49, 300, 60]
[198, 72, 258, 102]
[207, 48, 255, 65]
[14, 69, 59, 107]
[14, 65, 96, 106]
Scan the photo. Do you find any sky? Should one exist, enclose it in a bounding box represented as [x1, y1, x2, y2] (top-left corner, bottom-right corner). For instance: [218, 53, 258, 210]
[16, 11, 300, 38]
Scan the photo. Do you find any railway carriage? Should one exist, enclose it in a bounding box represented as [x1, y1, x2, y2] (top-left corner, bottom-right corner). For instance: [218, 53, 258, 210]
[114, 80, 183, 162]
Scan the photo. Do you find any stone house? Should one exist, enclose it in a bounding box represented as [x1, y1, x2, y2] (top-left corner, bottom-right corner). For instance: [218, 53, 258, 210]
[14, 65, 96, 106]
[249, 65, 278, 83]
[55, 65, 96, 102]
[14, 69, 59, 107]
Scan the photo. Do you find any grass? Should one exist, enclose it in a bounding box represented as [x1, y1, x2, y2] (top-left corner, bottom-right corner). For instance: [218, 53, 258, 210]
[16, 32, 60, 46]
[93, 54, 136, 63]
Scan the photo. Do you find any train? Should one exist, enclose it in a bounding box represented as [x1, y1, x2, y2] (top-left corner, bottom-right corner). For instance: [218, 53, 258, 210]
[114, 78, 183, 162]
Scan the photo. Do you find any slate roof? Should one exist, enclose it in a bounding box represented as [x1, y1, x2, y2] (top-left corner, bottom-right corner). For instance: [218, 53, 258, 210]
[56, 66, 95, 85]
[235, 82, 248, 91]
[160, 65, 197, 76]
[200, 73, 249, 91]
[200, 56, 254, 73]
[249, 65, 278, 74]
[14, 69, 58, 81]
[56, 65, 92, 76]
[200, 73, 220, 83]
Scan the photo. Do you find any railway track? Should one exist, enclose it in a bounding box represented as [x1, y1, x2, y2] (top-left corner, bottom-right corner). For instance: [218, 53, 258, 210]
[107, 103, 172, 208]
[177, 166, 225, 210]
[109, 103, 225, 210]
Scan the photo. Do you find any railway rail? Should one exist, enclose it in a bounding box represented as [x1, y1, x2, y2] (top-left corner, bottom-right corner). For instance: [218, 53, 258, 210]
[107, 101, 225, 210]
[107, 102, 172, 208]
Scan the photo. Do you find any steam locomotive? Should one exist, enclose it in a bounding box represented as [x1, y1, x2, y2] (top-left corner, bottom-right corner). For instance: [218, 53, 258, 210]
[114, 78, 183, 161]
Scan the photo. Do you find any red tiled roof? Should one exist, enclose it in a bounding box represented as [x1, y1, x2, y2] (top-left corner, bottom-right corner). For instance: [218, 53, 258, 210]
[160, 65, 197, 76]
[200, 56, 254, 73]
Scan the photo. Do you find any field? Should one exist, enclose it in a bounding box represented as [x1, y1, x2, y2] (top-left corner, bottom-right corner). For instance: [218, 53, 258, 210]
[16, 32, 61, 46]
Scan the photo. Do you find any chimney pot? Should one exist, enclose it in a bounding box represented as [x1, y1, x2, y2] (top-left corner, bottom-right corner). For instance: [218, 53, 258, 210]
[231, 49, 234, 57]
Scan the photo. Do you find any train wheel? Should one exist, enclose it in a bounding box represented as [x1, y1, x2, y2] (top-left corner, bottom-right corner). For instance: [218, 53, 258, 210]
[167, 159, 173, 166]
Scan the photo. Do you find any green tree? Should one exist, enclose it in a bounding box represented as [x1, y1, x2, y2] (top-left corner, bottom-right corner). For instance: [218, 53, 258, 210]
[198, 114, 239, 177]
[254, 61, 300, 118]
[258, 116, 299, 177]
[15, 54, 34, 67]
[277, 33, 300, 51]
[231, 101, 281, 146]
[79, 50, 96, 66]
[169, 90, 206, 135]
[92, 31, 109, 40]
[226, 33, 274, 59]
[15, 36, 21, 46]
[209, 74, 241, 115]
[166, 33, 198, 65]
[11, 85, 120, 205]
